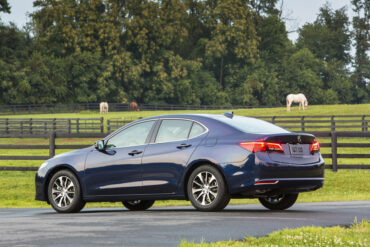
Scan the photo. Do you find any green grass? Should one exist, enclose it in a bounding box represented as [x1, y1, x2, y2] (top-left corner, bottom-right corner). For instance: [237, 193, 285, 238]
[179, 219, 370, 247]
[0, 169, 369, 208]
[0, 104, 369, 119]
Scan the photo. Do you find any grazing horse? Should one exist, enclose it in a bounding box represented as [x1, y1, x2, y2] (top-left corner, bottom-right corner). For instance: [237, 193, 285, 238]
[99, 102, 109, 114]
[130, 102, 140, 111]
[286, 94, 308, 111]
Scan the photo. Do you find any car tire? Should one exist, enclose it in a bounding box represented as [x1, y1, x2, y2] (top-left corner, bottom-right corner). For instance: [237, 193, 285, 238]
[47, 170, 85, 213]
[187, 165, 230, 212]
[122, 200, 155, 211]
[258, 193, 298, 210]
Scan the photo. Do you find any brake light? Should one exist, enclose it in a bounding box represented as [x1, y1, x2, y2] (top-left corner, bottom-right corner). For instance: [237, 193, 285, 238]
[239, 141, 284, 153]
[310, 141, 320, 153]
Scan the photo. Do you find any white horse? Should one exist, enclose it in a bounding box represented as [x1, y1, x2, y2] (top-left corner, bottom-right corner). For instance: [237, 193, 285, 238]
[286, 94, 308, 111]
[99, 102, 109, 114]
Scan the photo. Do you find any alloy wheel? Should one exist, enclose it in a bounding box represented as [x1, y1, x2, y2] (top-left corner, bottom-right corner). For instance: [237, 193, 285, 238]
[192, 171, 219, 206]
[51, 176, 75, 208]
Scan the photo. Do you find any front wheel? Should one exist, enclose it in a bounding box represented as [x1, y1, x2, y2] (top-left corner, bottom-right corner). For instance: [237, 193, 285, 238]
[122, 200, 155, 211]
[47, 170, 85, 213]
[187, 165, 230, 212]
[258, 193, 298, 210]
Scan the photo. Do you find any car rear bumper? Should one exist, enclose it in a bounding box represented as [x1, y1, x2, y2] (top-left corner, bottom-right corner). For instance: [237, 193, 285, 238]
[227, 154, 325, 196]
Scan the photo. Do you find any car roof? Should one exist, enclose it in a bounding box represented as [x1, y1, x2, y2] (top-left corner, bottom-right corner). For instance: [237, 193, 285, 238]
[142, 113, 239, 121]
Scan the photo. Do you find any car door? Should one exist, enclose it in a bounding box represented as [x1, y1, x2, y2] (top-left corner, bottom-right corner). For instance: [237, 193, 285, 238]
[84, 120, 156, 196]
[141, 119, 208, 194]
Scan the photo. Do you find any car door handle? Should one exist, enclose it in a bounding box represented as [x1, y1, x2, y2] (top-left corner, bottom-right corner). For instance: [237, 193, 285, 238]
[128, 150, 142, 156]
[177, 144, 192, 149]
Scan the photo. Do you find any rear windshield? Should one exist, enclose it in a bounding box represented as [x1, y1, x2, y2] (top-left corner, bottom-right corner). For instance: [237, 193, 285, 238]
[217, 116, 290, 134]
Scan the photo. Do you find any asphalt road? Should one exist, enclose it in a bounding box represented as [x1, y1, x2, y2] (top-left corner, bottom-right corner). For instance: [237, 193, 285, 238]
[0, 201, 369, 247]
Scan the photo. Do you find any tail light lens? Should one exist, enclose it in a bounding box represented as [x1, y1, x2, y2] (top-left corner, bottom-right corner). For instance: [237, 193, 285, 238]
[239, 141, 284, 153]
[310, 141, 320, 153]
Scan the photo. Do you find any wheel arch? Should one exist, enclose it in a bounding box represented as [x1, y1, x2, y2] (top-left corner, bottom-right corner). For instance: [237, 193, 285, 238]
[183, 160, 229, 200]
[44, 164, 82, 204]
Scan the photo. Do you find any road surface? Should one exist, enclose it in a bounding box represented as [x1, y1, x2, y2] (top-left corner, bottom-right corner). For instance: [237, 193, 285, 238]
[0, 201, 369, 247]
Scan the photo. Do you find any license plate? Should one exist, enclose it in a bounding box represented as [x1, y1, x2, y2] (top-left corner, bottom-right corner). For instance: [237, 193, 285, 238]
[289, 144, 304, 156]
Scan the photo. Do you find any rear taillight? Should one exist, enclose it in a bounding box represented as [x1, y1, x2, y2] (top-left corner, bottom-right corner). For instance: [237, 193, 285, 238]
[310, 141, 320, 153]
[239, 141, 284, 153]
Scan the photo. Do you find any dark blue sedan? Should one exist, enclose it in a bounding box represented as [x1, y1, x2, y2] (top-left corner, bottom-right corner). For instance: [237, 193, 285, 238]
[35, 113, 324, 213]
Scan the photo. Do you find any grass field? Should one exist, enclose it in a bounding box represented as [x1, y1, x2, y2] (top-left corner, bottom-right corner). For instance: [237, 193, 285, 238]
[179, 220, 370, 247]
[0, 103, 369, 208]
[1, 104, 369, 120]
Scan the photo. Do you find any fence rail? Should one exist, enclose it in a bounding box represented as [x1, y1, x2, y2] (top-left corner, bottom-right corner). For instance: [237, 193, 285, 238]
[255, 115, 369, 132]
[0, 118, 104, 134]
[0, 131, 369, 172]
[0, 115, 369, 134]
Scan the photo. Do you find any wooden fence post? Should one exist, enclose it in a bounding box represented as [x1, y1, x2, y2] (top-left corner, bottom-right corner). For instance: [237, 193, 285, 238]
[68, 119, 71, 134]
[44, 121, 47, 134]
[5, 118, 9, 134]
[331, 116, 335, 131]
[362, 115, 366, 132]
[49, 132, 56, 158]
[29, 118, 33, 134]
[301, 116, 305, 132]
[76, 118, 80, 133]
[100, 117, 104, 133]
[331, 131, 338, 172]
[107, 120, 111, 133]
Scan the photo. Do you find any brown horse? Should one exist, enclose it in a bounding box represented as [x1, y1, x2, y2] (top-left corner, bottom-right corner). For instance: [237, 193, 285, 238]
[129, 102, 140, 111]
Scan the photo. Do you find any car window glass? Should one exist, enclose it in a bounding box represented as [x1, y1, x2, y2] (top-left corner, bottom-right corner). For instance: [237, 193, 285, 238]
[216, 116, 289, 134]
[189, 123, 206, 139]
[106, 121, 155, 148]
[155, 120, 192, 143]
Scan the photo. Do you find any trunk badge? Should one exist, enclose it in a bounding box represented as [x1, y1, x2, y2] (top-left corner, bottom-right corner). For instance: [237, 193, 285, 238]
[297, 135, 302, 143]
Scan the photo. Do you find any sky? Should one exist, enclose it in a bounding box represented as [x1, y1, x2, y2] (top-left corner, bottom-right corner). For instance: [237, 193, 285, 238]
[0, 0, 355, 42]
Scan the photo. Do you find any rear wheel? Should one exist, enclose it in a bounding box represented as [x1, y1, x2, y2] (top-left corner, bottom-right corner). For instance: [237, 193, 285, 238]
[187, 165, 230, 212]
[122, 200, 155, 211]
[47, 170, 85, 213]
[258, 193, 298, 210]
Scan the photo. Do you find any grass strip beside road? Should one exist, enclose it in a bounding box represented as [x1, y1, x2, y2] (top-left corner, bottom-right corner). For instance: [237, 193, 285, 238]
[0, 170, 369, 208]
[179, 220, 370, 247]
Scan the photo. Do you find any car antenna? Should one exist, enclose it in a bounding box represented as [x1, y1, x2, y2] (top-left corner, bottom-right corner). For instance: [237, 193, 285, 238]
[224, 111, 234, 119]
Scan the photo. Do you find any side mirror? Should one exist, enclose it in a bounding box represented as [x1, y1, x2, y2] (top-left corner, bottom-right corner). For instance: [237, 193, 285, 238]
[95, 140, 105, 151]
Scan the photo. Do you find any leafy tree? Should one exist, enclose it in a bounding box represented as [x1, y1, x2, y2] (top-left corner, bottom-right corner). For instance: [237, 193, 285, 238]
[0, 0, 10, 13]
[281, 48, 327, 104]
[351, 0, 369, 102]
[204, 0, 259, 89]
[297, 4, 351, 64]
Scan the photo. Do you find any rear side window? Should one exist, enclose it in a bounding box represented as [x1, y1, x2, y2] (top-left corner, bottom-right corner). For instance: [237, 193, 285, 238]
[218, 116, 289, 134]
[189, 123, 206, 139]
[155, 120, 192, 143]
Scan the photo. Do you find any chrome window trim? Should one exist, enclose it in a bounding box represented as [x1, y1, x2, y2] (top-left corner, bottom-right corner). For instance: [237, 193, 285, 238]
[151, 118, 209, 145]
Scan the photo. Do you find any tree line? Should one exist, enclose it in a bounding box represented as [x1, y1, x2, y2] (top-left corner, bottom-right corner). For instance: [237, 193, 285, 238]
[0, 0, 369, 106]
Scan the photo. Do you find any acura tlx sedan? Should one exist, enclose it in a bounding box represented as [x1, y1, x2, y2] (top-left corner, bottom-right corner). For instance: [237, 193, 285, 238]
[35, 112, 324, 213]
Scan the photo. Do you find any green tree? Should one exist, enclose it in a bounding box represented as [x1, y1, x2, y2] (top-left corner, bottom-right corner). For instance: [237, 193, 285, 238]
[204, 0, 259, 89]
[297, 4, 351, 64]
[0, 0, 10, 13]
[352, 0, 369, 102]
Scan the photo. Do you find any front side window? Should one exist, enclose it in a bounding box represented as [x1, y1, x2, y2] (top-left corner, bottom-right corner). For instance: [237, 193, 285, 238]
[155, 120, 192, 143]
[106, 121, 155, 148]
